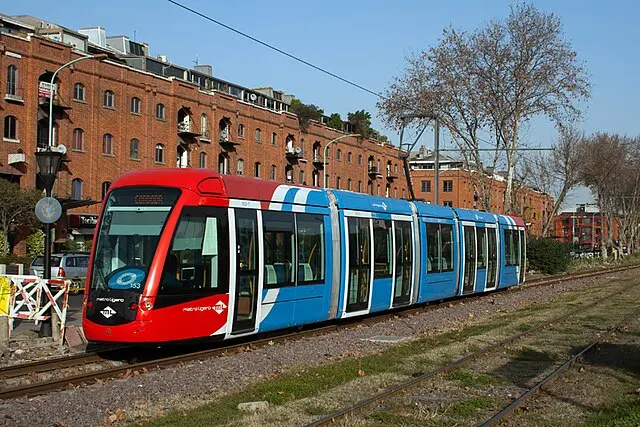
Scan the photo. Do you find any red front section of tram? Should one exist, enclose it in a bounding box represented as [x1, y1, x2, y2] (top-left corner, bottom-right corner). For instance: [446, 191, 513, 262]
[82, 169, 233, 344]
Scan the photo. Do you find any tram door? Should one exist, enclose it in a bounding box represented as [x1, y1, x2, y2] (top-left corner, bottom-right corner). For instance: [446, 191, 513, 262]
[232, 209, 259, 333]
[486, 228, 498, 290]
[393, 221, 413, 306]
[462, 225, 476, 294]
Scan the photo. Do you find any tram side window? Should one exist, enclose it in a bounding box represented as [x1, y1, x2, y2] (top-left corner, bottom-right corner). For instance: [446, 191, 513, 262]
[373, 219, 392, 279]
[504, 230, 518, 266]
[513, 230, 520, 266]
[296, 213, 325, 284]
[263, 211, 295, 288]
[348, 217, 371, 310]
[159, 207, 229, 295]
[476, 227, 487, 269]
[426, 223, 454, 273]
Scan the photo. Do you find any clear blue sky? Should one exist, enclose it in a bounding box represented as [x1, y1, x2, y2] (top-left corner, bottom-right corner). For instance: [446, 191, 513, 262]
[6, 1, 639, 206]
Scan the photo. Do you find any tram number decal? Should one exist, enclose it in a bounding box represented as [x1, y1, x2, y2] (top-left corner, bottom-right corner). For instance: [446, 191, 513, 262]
[109, 268, 146, 290]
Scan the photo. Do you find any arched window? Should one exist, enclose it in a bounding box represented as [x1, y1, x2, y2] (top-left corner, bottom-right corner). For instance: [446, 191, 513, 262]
[199, 152, 207, 168]
[254, 162, 261, 178]
[71, 178, 83, 200]
[347, 178, 352, 191]
[377, 184, 381, 195]
[73, 83, 85, 101]
[130, 139, 139, 159]
[72, 128, 84, 151]
[155, 144, 164, 163]
[237, 123, 245, 138]
[103, 90, 115, 108]
[312, 170, 319, 186]
[131, 97, 141, 114]
[271, 165, 277, 180]
[237, 159, 244, 175]
[348, 152, 352, 163]
[156, 103, 166, 120]
[368, 181, 373, 195]
[176, 145, 187, 168]
[358, 154, 363, 165]
[102, 133, 113, 155]
[336, 176, 341, 189]
[7, 65, 18, 96]
[218, 153, 229, 174]
[255, 128, 261, 142]
[337, 149, 342, 161]
[271, 132, 277, 145]
[4, 116, 17, 140]
[201, 114, 208, 139]
[299, 170, 305, 184]
[358, 181, 362, 193]
[101, 181, 111, 199]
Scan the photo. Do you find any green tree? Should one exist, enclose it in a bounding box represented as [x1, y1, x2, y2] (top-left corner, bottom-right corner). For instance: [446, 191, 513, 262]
[327, 113, 343, 131]
[0, 180, 42, 256]
[290, 98, 324, 131]
[347, 110, 373, 138]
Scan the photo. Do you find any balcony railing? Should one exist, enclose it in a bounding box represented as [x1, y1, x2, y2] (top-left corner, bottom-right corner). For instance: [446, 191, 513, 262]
[200, 129, 210, 141]
[368, 166, 381, 176]
[285, 147, 303, 159]
[177, 121, 201, 137]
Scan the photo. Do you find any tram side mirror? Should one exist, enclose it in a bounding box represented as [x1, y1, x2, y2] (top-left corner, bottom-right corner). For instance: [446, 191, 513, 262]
[202, 217, 219, 256]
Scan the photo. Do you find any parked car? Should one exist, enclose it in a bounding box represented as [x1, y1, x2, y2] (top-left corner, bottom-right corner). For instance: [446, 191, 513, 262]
[30, 252, 90, 293]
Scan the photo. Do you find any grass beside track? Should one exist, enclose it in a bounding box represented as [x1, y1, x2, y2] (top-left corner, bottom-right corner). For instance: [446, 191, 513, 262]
[136, 274, 640, 427]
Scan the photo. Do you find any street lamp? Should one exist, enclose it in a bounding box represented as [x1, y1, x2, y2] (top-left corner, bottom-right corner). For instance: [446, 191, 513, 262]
[323, 134, 360, 188]
[47, 54, 107, 148]
[35, 148, 63, 337]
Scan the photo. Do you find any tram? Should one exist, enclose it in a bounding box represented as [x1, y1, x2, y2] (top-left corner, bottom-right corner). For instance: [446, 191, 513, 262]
[82, 169, 525, 343]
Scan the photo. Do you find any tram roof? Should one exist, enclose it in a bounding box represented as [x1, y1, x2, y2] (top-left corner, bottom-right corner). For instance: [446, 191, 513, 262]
[329, 190, 414, 215]
[412, 201, 456, 219]
[454, 208, 498, 224]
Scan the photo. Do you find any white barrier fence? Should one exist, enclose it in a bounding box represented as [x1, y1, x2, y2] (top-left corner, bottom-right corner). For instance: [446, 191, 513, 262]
[0, 275, 70, 346]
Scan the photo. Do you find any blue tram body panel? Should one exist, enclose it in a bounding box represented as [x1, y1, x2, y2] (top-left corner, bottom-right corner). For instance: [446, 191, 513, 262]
[497, 214, 520, 289]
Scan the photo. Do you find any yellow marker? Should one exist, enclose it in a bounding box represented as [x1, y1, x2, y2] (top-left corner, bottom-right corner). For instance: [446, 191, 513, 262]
[0, 276, 11, 316]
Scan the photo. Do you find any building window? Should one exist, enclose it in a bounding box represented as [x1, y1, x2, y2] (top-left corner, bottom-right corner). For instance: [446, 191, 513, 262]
[101, 181, 111, 199]
[443, 201, 453, 207]
[102, 133, 113, 155]
[377, 184, 381, 195]
[73, 83, 85, 101]
[271, 132, 277, 145]
[131, 97, 141, 114]
[421, 180, 431, 192]
[255, 128, 261, 142]
[155, 144, 164, 163]
[4, 116, 17, 140]
[271, 165, 277, 180]
[358, 181, 362, 192]
[156, 103, 166, 120]
[237, 159, 244, 175]
[336, 177, 341, 189]
[347, 178, 352, 190]
[201, 114, 207, 135]
[337, 149, 342, 161]
[255, 162, 261, 178]
[103, 90, 115, 108]
[358, 154, 363, 165]
[348, 152, 352, 163]
[443, 180, 453, 192]
[71, 178, 83, 200]
[7, 65, 17, 96]
[199, 152, 207, 168]
[130, 138, 139, 159]
[218, 153, 229, 174]
[72, 128, 84, 151]
[238, 124, 245, 138]
[368, 181, 373, 195]
[299, 170, 305, 184]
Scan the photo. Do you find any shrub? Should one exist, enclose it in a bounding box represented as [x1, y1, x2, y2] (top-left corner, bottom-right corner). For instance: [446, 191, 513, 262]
[26, 229, 45, 259]
[527, 237, 571, 274]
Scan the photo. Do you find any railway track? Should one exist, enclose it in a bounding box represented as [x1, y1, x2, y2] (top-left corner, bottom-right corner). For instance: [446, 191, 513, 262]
[1, 262, 638, 401]
[304, 274, 640, 427]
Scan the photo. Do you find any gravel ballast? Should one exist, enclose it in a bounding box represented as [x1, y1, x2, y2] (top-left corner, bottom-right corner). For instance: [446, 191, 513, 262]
[1, 271, 635, 427]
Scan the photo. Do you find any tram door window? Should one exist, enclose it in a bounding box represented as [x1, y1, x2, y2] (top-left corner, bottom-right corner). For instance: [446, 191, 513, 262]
[425, 223, 454, 273]
[263, 211, 295, 288]
[347, 217, 371, 312]
[462, 225, 477, 294]
[486, 228, 498, 289]
[233, 209, 259, 333]
[373, 219, 392, 279]
[476, 227, 487, 289]
[519, 230, 526, 284]
[393, 221, 412, 306]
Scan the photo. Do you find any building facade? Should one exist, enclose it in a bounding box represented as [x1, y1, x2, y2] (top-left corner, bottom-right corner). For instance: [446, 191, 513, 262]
[0, 14, 409, 252]
[552, 205, 619, 251]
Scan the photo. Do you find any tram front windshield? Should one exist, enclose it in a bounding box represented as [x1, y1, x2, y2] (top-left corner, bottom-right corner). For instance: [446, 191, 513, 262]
[90, 187, 181, 293]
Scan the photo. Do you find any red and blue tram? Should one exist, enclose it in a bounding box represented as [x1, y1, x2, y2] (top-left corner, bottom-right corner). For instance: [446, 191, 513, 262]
[82, 169, 526, 344]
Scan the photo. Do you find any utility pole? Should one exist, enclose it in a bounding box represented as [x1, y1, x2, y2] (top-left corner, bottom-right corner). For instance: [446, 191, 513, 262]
[434, 118, 440, 205]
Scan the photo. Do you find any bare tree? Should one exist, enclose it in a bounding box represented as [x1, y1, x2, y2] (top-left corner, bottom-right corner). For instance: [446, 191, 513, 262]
[379, 3, 590, 213]
[526, 126, 585, 236]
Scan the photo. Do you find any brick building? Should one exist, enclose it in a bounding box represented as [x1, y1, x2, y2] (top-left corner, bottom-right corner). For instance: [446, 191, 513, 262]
[409, 147, 555, 237]
[552, 205, 618, 251]
[0, 14, 409, 252]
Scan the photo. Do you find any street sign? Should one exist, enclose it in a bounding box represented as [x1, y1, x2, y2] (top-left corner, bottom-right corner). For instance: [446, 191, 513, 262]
[38, 81, 57, 98]
[35, 197, 62, 224]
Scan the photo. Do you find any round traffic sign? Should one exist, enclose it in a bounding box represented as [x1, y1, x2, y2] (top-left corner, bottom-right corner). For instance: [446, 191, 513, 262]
[35, 197, 62, 223]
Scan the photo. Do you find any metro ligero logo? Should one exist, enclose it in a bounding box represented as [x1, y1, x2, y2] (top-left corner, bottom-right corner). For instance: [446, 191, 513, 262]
[101, 306, 116, 318]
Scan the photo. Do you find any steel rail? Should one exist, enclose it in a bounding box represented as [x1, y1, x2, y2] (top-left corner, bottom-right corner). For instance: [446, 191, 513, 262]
[478, 309, 640, 426]
[304, 279, 638, 427]
[2, 263, 638, 400]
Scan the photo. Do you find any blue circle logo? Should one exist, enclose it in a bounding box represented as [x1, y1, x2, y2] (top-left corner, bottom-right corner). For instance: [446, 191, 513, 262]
[108, 268, 146, 290]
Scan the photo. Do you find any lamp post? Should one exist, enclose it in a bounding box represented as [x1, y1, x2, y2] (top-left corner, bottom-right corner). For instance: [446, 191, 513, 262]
[35, 149, 63, 337]
[323, 134, 360, 188]
[48, 54, 106, 149]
